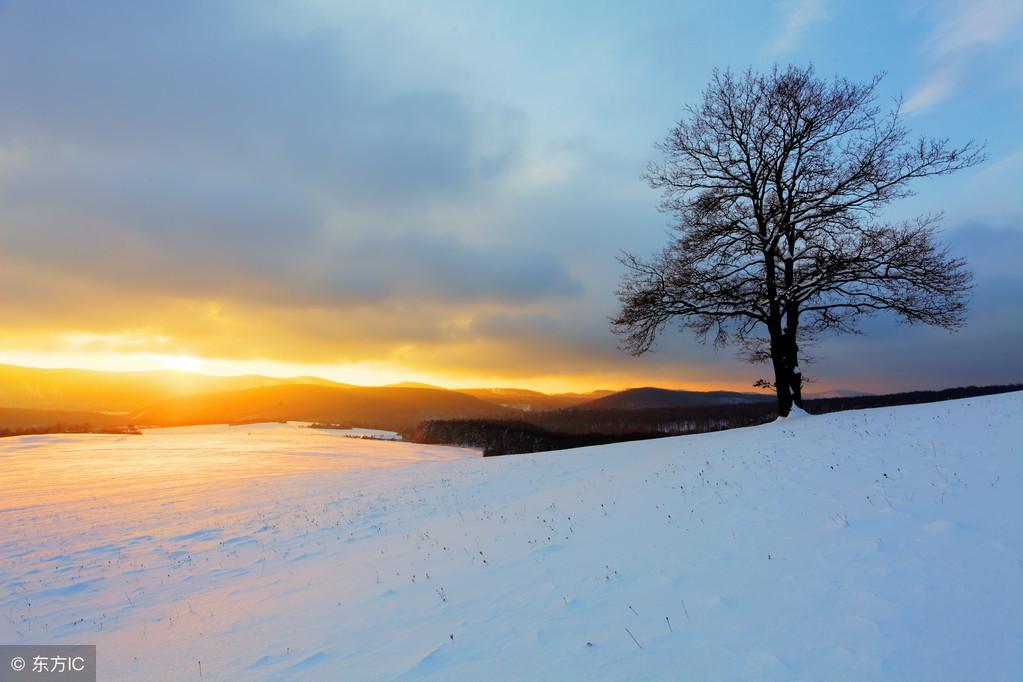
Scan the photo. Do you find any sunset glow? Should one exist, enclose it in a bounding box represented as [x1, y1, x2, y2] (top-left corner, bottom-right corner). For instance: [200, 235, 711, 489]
[0, 348, 749, 394]
[0, 1, 1019, 394]
[160, 354, 205, 373]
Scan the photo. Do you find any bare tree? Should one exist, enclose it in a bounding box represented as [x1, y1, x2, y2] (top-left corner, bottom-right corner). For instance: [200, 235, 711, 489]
[612, 65, 981, 416]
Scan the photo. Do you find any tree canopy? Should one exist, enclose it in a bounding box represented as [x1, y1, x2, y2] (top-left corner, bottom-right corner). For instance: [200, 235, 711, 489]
[613, 65, 981, 415]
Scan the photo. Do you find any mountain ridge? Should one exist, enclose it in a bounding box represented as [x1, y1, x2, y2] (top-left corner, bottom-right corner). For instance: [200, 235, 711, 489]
[571, 386, 773, 411]
[132, 384, 518, 430]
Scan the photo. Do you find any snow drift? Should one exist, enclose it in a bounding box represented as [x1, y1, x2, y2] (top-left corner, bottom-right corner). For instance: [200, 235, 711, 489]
[1, 393, 1021, 680]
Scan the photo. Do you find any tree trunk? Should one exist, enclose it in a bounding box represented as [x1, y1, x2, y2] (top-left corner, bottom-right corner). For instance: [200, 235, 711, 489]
[786, 332, 804, 410]
[783, 303, 804, 411]
[780, 233, 804, 414]
[770, 337, 793, 417]
[773, 367, 793, 416]
[770, 330, 804, 417]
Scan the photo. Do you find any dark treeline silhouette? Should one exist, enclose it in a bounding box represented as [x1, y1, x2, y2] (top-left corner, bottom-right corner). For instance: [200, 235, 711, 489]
[528, 403, 773, 435]
[3, 383, 1017, 451]
[0, 423, 142, 438]
[806, 384, 1022, 414]
[409, 384, 1020, 456]
[406, 419, 663, 457]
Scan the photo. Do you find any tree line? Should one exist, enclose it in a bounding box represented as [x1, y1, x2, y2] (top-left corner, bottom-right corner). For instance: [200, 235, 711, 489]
[408, 384, 1020, 456]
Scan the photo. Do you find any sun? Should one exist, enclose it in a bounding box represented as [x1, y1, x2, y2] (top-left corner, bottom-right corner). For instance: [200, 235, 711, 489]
[160, 354, 205, 373]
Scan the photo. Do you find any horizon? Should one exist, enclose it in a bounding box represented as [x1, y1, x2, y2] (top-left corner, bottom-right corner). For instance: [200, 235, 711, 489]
[2, 359, 1017, 400]
[0, 358, 764, 396]
[1, 1, 1021, 396]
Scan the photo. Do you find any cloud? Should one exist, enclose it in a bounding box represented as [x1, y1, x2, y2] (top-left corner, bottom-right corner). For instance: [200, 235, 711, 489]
[0, 0, 598, 382]
[766, 0, 830, 55]
[0, 4, 576, 302]
[979, 144, 1023, 178]
[0, 2, 521, 202]
[0, 2, 522, 204]
[904, 0, 1023, 114]
[903, 66, 960, 113]
[0, 1, 1017, 392]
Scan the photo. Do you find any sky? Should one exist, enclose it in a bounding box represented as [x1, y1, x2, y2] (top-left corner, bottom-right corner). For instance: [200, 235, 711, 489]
[0, 0, 1020, 393]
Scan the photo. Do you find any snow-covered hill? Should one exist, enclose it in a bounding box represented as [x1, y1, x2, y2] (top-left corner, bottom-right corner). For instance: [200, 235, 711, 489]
[2, 393, 1021, 680]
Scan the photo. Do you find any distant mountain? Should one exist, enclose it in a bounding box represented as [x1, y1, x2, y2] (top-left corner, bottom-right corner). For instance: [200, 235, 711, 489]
[383, 386, 613, 412]
[0, 362, 782, 430]
[132, 384, 517, 431]
[572, 387, 773, 411]
[457, 388, 607, 412]
[0, 363, 616, 423]
[0, 364, 351, 413]
[804, 389, 874, 399]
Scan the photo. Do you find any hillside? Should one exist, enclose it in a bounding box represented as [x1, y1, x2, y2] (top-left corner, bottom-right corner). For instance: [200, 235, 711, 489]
[0, 363, 610, 418]
[0, 406, 131, 430]
[133, 383, 517, 430]
[574, 386, 772, 410]
[2, 392, 1019, 679]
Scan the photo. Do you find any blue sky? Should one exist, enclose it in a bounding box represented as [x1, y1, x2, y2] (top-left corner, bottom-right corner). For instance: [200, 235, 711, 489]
[0, 0, 1020, 391]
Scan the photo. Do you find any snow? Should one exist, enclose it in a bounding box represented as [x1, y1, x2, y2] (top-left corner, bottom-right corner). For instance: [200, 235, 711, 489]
[313, 426, 403, 440]
[2, 394, 1022, 680]
[782, 404, 812, 419]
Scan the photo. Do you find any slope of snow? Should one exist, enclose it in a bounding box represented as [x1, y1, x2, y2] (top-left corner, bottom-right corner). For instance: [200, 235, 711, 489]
[1, 394, 1021, 680]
